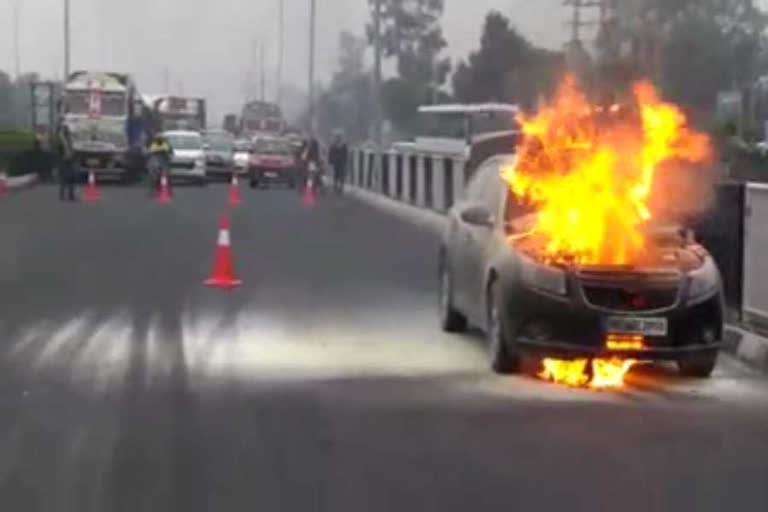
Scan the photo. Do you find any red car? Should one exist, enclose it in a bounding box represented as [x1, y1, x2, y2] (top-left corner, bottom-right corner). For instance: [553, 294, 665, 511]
[248, 137, 299, 189]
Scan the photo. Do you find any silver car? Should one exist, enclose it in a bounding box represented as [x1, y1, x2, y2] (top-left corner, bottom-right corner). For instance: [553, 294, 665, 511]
[163, 130, 207, 185]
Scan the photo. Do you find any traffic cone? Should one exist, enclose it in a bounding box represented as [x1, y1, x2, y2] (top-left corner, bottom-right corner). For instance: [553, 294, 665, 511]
[228, 173, 241, 206]
[302, 176, 316, 208]
[157, 172, 171, 204]
[84, 170, 99, 202]
[204, 214, 242, 289]
[0, 172, 7, 198]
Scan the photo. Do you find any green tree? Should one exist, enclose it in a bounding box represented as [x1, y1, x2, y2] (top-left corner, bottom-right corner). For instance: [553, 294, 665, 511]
[452, 11, 563, 108]
[366, 0, 451, 135]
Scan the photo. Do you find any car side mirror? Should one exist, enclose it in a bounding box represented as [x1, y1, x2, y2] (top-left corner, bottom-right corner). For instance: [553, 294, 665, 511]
[460, 205, 494, 227]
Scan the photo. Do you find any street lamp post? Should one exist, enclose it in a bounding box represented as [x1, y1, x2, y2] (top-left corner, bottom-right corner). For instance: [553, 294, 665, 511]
[308, 0, 316, 133]
[64, 0, 71, 78]
[13, 1, 21, 78]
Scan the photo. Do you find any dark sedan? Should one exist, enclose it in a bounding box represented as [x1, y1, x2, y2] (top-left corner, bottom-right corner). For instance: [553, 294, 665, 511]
[438, 154, 725, 377]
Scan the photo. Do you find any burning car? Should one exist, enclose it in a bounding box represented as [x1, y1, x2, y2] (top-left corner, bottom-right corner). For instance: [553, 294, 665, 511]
[438, 78, 723, 381]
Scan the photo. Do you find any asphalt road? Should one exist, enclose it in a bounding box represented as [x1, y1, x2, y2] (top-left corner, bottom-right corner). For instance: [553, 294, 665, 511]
[0, 183, 767, 512]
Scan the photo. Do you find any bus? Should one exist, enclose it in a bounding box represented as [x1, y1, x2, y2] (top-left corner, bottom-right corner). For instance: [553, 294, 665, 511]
[406, 103, 521, 155]
[240, 100, 285, 138]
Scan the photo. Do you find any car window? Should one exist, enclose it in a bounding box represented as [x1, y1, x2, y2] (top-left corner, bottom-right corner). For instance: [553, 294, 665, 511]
[465, 159, 503, 215]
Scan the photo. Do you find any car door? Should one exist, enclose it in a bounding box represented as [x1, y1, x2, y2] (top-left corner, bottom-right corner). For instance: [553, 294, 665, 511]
[463, 161, 505, 323]
[451, 165, 496, 312]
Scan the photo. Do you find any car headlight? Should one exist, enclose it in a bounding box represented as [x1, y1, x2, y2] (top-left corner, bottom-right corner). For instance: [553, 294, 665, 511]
[687, 256, 719, 303]
[519, 254, 567, 296]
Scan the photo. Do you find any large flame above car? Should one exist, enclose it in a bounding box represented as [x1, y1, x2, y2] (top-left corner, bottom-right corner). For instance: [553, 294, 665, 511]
[501, 77, 711, 266]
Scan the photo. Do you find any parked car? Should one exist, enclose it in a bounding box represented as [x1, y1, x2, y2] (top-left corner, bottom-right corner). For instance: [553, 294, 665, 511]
[163, 130, 207, 185]
[233, 139, 252, 175]
[249, 136, 299, 188]
[203, 130, 235, 179]
[438, 153, 725, 377]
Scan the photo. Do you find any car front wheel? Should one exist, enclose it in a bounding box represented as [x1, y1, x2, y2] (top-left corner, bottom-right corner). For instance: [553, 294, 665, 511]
[677, 353, 717, 378]
[439, 262, 467, 333]
[487, 280, 520, 374]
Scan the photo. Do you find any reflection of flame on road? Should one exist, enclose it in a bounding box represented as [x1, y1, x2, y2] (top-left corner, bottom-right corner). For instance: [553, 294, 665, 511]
[501, 76, 711, 266]
[539, 358, 637, 389]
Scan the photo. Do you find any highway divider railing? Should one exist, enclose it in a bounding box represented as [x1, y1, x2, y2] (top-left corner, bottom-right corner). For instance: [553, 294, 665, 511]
[349, 146, 468, 214]
[349, 147, 761, 330]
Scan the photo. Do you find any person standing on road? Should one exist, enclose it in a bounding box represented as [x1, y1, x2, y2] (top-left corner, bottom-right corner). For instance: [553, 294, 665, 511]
[56, 125, 76, 202]
[300, 136, 322, 193]
[148, 134, 173, 197]
[328, 133, 349, 195]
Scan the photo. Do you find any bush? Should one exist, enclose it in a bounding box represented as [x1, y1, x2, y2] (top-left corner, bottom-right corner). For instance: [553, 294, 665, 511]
[0, 129, 37, 177]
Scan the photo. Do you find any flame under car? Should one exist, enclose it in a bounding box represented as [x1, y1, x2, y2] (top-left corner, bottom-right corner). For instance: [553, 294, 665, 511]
[438, 155, 724, 378]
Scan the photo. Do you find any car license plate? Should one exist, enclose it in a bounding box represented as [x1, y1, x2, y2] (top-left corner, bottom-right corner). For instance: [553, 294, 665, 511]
[603, 316, 668, 336]
[264, 172, 278, 178]
[86, 158, 100, 167]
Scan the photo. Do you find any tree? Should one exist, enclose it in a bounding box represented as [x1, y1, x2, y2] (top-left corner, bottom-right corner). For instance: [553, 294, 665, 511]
[452, 11, 563, 108]
[366, 0, 451, 135]
[367, 0, 450, 86]
[310, 32, 374, 142]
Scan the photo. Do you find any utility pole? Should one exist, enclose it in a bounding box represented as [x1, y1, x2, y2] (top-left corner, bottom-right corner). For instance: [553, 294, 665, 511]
[308, 0, 316, 133]
[13, 1, 21, 78]
[372, 0, 383, 146]
[277, 0, 285, 107]
[64, 0, 71, 78]
[260, 43, 266, 102]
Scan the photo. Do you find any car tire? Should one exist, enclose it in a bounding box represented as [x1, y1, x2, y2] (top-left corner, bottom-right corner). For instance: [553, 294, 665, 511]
[486, 280, 520, 374]
[439, 260, 467, 333]
[677, 353, 717, 378]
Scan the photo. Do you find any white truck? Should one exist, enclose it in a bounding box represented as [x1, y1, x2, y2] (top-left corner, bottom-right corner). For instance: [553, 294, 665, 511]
[60, 71, 146, 181]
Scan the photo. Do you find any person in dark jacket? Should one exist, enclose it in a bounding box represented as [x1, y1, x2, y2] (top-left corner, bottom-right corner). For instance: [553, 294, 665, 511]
[56, 125, 76, 201]
[328, 133, 349, 194]
[300, 136, 322, 192]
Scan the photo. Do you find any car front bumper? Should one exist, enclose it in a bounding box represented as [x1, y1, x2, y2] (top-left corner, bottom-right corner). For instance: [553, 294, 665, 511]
[504, 278, 724, 361]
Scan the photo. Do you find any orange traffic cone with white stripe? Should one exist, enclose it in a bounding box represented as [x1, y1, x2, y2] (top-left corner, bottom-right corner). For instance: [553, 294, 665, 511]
[157, 172, 171, 204]
[204, 214, 242, 289]
[84, 169, 99, 202]
[228, 173, 241, 206]
[302, 175, 316, 208]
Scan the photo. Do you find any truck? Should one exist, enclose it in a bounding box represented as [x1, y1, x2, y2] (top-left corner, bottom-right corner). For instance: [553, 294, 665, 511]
[145, 95, 207, 135]
[223, 113, 239, 136]
[60, 71, 147, 181]
[240, 100, 285, 138]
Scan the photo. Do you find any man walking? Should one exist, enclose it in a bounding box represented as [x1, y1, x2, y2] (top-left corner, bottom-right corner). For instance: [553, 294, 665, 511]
[328, 132, 349, 195]
[56, 124, 76, 201]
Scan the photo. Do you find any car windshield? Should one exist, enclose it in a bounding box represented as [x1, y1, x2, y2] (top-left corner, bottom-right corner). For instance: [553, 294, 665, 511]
[206, 137, 232, 151]
[253, 139, 293, 155]
[166, 134, 201, 150]
[234, 141, 251, 152]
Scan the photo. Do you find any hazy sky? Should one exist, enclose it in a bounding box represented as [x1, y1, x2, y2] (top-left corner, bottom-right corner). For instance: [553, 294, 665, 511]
[1, 0, 567, 120]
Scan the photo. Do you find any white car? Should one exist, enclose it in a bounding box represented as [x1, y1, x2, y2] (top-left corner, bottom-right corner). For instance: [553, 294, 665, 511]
[233, 139, 252, 175]
[163, 130, 207, 185]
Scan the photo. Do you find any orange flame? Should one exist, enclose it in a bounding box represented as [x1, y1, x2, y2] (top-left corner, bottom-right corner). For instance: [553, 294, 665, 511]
[539, 358, 637, 389]
[502, 76, 711, 266]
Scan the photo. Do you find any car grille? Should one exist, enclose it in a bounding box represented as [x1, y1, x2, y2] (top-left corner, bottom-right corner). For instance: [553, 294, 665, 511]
[581, 284, 679, 311]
